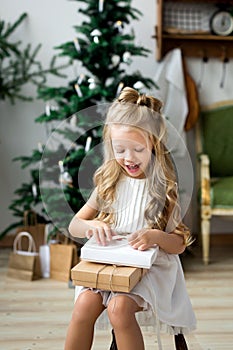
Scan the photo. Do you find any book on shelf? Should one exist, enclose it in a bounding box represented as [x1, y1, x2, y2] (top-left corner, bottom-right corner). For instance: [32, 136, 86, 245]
[80, 236, 158, 269]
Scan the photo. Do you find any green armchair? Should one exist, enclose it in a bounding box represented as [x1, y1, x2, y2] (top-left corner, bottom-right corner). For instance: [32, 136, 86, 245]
[197, 101, 233, 264]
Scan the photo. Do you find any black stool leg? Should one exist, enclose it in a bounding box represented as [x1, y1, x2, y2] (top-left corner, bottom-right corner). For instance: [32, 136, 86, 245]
[110, 329, 188, 350]
[109, 329, 118, 350]
[174, 334, 188, 350]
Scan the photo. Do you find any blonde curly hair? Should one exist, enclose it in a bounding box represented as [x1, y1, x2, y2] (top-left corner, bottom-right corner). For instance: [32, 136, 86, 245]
[94, 87, 191, 245]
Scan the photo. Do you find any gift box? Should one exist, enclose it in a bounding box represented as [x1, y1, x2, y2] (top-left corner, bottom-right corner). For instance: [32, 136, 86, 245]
[71, 260, 146, 292]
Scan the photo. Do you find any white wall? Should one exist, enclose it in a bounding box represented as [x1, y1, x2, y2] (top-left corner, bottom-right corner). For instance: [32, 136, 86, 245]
[1, 0, 233, 235]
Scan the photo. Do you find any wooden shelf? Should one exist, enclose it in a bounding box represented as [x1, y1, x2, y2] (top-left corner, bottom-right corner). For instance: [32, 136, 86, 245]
[162, 33, 233, 41]
[155, 0, 233, 60]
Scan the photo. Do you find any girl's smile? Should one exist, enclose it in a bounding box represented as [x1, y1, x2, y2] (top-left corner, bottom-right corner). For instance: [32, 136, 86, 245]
[110, 125, 153, 179]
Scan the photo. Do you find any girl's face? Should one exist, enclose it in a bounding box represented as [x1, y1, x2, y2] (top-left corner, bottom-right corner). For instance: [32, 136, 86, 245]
[110, 125, 153, 179]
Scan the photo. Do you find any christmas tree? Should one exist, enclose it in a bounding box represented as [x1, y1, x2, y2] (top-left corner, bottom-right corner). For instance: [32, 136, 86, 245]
[1, 0, 156, 240]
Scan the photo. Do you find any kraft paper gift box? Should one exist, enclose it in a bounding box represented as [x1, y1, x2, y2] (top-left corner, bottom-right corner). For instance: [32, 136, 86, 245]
[71, 260, 146, 293]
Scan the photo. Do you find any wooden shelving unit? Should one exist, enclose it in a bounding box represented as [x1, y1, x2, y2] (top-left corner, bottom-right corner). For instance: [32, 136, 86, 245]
[154, 0, 233, 60]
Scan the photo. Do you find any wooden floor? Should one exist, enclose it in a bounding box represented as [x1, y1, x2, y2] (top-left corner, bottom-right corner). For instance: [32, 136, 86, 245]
[0, 243, 233, 350]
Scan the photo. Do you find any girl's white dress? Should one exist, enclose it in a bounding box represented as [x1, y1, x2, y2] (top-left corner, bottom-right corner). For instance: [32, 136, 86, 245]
[74, 175, 196, 342]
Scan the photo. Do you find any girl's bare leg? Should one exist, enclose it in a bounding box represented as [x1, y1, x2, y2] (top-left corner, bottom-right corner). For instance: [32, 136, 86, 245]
[107, 295, 144, 350]
[64, 290, 105, 350]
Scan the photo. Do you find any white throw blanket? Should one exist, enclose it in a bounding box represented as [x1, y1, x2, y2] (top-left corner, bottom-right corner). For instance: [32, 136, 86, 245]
[154, 48, 188, 157]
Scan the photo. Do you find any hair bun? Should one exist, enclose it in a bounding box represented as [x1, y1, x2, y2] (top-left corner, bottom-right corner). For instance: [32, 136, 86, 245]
[118, 87, 138, 103]
[118, 86, 162, 113]
[136, 93, 147, 106]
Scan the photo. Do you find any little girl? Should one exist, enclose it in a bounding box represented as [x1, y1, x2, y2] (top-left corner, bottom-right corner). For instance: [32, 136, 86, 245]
[65, 87, 196, 350]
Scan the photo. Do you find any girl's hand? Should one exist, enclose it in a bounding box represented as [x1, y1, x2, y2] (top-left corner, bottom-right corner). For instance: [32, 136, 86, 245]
[128, 229, 158, 251]
[85, 220, 115, 246]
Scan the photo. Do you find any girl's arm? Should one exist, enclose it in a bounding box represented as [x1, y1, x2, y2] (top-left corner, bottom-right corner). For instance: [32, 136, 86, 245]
[128, 228, 185, 254]
[129, 193, 188, 254]
[68, 203, 99, 238]
[68, 190, 115, 245]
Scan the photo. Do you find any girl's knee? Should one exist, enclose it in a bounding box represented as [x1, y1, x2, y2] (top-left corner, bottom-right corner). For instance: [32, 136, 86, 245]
[72, 291, 104, 324]
[107, 296, 138, 329]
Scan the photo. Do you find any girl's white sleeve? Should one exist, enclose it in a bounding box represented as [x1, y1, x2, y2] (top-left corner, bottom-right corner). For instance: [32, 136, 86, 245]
[86, 188, 99, 211]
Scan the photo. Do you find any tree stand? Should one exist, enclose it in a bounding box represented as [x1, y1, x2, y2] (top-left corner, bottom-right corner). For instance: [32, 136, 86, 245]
[109, 329, 188, 349]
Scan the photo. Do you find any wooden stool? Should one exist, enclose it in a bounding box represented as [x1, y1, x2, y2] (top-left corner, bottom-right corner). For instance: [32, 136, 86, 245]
[109, 330, 188, 349]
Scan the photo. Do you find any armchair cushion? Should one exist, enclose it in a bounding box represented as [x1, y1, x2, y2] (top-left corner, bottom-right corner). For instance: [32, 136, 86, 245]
[201, 104, 233, 177]
[211, 176, 233, 208]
